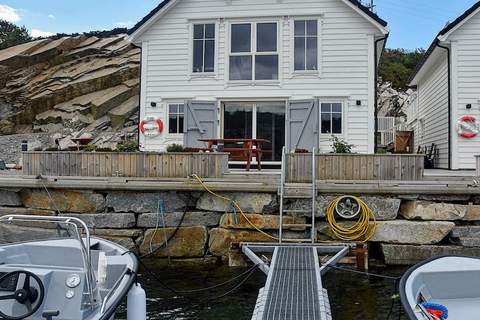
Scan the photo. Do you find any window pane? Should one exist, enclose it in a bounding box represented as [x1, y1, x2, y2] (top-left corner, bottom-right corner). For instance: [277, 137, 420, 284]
[169, 104, 178, 114]
[231, 24, 251, 53]
[224, 103, 253, 139]
[178, 115, 184, 133]
[193, 40, 204, 72]
[307, 20, 317, 36]
[229, 56, 252, 80]
[204, 40, 215, 72]
[332, 113, 342, 134]
[321, 103, 331, 113]
[306, 37, 318, 70]
[205, 24, 215, 38]
[255, 55, 278, 80]
[294, 37, 305, 71]
[178, 104, 185, 114]
[294, 20, 305, 36]
[332, 103, 342, 113]
[321, 114, 331, 134]
[169, 115, 178, 134]
[257, 23, 277, 52]
[194, 24, 204, 39]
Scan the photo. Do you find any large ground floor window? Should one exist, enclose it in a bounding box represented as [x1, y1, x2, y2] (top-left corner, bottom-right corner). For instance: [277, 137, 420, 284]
[223, 101, 286, 161]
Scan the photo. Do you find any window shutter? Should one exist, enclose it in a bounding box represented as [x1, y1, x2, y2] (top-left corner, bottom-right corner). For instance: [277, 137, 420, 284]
[183, 101, 217, 148]
[286, 100, 319, 152]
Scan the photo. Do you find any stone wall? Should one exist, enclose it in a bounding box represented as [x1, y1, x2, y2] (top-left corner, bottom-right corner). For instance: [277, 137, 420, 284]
[1, 187, 480, 266]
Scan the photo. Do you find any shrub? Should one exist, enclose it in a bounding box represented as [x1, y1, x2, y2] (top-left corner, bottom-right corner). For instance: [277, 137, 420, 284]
[167, 144, 185, 153]
[83, 144, 97, 152]
[332, 136, 354, 154]
[116, 141, 138, 152]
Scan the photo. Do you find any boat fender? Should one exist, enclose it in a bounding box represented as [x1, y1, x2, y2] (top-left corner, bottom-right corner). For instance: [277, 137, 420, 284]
[127, 283, 146, 320]
[422, 302, 448, 319]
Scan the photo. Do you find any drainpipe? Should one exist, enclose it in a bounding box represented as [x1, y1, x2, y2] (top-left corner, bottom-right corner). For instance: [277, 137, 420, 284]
[374, 34, 389, 153]
[436, 41, 452, 170]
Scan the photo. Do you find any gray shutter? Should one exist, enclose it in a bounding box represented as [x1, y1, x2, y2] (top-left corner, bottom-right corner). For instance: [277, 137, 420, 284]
[286, 100, 319, 152]
[183, 100, 218, 148]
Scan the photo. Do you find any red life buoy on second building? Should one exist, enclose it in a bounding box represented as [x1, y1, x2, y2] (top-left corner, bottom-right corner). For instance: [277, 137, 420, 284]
[140, 117, 164, 138]
[458, 115, 479, 139]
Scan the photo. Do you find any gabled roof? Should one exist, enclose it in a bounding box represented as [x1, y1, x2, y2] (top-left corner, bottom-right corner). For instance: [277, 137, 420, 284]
[409, 1, 480, 85]
[128, 0, 388, 40]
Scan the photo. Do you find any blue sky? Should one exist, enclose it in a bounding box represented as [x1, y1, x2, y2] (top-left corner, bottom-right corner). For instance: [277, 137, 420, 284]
[0, 0, 478, 49]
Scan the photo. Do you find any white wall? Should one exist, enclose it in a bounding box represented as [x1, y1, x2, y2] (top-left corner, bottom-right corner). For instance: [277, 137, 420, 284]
[448, 11, 480, 169]
[134, 0, 383, 153]
[414, 52, 449, 169]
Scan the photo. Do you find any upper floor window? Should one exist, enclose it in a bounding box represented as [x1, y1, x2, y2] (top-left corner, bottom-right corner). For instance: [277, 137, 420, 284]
[320, 103, 342, 134]
[168, 104, 184, 134]
[193, 24, 215, 73]
[229, 22, 278, 81]
[294, 20, 318, 71]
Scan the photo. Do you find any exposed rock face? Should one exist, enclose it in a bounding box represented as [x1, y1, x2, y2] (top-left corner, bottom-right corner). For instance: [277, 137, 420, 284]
[220, 213, 306, 230]
[196, 192, 278, 214]
[21, 189, 105, 213]
[106, 192, 188, 213]
[141, 227, 208, 258]
[381, 244, 480, 265]
[59, 213, 136, 229]
[400, 200, 480, 221]
[0, 189, 22, 206]
[377, 81, 412, 117]
[138, 211, 222, 228]
[208, 228, 275, 257]
[371, 221, 455, 244]
[0, 34, 140, 162]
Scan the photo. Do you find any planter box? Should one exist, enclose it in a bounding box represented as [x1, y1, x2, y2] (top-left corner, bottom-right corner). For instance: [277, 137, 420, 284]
[22, 152, 229, 178]
[286, 153, 424, 182]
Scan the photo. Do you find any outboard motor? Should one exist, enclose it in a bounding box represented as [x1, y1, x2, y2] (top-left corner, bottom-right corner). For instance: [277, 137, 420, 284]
[127, 283, 146, 320]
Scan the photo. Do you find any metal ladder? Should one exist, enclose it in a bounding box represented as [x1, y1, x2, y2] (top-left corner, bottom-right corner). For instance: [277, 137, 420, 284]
[278, 147, 316, 243]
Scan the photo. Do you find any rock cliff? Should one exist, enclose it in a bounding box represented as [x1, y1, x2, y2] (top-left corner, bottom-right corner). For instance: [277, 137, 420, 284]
[0, 34, 140, 161]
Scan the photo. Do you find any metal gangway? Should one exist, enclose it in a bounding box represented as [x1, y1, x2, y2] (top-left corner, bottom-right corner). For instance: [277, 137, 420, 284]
[243, 148, 350, 320]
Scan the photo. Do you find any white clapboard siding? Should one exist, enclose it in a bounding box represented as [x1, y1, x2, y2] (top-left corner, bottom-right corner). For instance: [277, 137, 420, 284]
[135, 0, 383, 153]
[414, 52, 450, 169]
[448, 11, 480, 169]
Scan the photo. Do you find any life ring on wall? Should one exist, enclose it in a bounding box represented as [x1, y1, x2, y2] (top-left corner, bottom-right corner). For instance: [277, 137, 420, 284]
[458, 115, 479, 139]
[140, 117, 164, 138]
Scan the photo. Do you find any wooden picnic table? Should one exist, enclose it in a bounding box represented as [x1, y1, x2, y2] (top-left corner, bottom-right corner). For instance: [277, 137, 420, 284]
[198, 138, 270, 171]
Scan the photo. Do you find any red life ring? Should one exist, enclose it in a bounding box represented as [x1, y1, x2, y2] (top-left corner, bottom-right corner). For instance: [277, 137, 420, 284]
[140, 117, 164, 137]
[458, 115, 478, 139]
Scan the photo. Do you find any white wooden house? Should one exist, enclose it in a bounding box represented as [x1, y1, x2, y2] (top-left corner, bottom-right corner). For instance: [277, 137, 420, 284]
[128, 0, 388, 162]
[408, 2, 480, 170]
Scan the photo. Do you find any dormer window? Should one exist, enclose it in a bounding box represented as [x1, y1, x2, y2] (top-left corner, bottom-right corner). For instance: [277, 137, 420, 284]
[193, 23, 215, 73]
[229, 22, 279, 81]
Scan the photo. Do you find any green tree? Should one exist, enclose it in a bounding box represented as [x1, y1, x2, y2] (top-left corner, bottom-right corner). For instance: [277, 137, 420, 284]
[379, 48, 425, 90]
[0, 19, 32, 50]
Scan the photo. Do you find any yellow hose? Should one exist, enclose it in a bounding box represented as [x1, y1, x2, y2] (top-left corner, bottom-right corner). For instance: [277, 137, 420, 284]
[325, 196, 377, 242]
[191, 174, 279, 241]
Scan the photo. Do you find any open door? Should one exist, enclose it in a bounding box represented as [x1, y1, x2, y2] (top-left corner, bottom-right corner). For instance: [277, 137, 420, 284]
[286, 100, 319, 152]
[184, 101, 217, 148]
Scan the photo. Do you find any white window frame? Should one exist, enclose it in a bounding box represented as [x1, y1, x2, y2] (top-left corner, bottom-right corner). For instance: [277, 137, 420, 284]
[319, 100, 345, 137]
[167, 102, 185, 135]
[188, 20, 219, 79]
[227, 20, 281, 84]
[290, 17, 322, 77]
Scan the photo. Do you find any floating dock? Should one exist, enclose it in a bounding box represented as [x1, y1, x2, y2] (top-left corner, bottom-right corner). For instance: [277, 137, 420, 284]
[243, 243, 350, 320]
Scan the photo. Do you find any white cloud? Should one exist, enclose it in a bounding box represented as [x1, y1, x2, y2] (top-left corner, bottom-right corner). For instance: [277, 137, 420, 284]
[0, 4, 21, 23]
[115, 21, 134, 28]
[48, 14, 55, 19]
[31, 29, 55, 38]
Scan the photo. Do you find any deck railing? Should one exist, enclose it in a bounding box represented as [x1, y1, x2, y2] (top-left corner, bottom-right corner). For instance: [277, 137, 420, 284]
[22, 152, 229, 178]
[285, 153, 424, 182]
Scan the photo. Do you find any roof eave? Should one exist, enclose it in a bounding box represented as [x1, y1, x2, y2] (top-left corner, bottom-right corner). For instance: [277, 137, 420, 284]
[342, 0, 389, 35]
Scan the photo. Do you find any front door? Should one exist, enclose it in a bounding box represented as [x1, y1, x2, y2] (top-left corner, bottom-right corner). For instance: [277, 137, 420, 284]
[223, 101, 286, 162]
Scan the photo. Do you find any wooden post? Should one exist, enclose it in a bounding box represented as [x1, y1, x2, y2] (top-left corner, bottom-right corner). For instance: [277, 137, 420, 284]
[355, 243, 368, 271]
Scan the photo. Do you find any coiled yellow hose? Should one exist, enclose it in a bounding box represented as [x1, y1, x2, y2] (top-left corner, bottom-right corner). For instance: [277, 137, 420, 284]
[325, 196, 377, 242]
